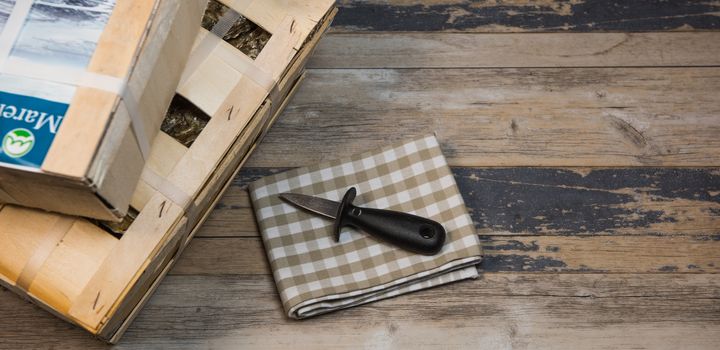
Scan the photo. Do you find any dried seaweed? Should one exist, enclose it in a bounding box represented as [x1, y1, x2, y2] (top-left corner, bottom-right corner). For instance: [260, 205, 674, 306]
[201, 0, 271, 59]
[161, 94, 210, 147]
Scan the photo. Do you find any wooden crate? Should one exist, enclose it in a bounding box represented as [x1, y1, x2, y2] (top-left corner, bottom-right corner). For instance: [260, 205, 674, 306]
[0, 0, 336, 343]
[0, 0, 206, 221]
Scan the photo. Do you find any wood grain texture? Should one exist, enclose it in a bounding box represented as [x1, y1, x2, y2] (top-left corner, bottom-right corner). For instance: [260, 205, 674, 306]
[3, 1, 720, 347]
[243, 68, 720, 167]
[81, 274, 720, 349]
[331, 0, 720, 32]
[2, 274, 719, 349]
[197, 167, 720, 238]
[308, 32, 720, 68]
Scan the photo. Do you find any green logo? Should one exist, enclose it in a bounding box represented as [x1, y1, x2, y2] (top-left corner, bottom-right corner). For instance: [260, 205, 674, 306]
[3, 128, 35, 158]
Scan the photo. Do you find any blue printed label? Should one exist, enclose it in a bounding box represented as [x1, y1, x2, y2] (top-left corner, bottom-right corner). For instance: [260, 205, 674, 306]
[0, 91, 67, 168]
[0, 0, 116, 170]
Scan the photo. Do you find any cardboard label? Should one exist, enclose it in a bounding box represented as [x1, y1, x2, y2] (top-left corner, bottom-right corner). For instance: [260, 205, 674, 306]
[0, 91, 67, 168]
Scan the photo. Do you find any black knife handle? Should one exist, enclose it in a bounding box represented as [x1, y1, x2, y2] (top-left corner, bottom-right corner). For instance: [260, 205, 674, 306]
[333, 188, 446, 255]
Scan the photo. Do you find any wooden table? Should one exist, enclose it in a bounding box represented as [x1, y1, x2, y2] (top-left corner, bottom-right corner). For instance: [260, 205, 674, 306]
[2, 1, 719, 348]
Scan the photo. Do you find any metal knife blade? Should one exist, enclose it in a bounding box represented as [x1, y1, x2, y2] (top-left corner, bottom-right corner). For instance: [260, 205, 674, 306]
[278, 192, 339, 219]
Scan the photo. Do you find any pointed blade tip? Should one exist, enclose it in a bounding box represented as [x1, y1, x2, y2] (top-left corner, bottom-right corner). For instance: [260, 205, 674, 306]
[278, 192, 300, 203]
[276, 192, 339, 219]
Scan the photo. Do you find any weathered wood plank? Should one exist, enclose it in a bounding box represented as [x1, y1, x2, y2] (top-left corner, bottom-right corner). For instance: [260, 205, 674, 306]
[0, 287, 108, 349]
[457, 167, 720, 236]
[114, 274, 720, 349]
[171, 238, 270, 275]
[474, 272, 720, 298]
[309, 32, 720, 68]
[172, 235, 720, 275]
[332, 0, 720, 32]
[202, 190, 257, 237]
[244, 68, 720, 167]
[4, 274, 718, 349]
[198, 167, 720, 238]
[481, 235, 720, 273]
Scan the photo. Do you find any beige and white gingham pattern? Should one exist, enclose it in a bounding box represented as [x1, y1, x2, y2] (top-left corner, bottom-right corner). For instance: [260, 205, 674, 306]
[249, 135, 482, 318]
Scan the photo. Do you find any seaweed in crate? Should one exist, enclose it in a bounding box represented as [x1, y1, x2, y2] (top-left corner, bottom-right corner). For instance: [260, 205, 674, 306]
[202, 0, 271, 59]
[93, 207, 139, 238]
[161, 94, 211, 147]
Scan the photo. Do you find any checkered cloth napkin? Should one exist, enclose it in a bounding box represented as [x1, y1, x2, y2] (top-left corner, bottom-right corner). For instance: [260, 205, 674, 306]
[248, 135, 482, 318]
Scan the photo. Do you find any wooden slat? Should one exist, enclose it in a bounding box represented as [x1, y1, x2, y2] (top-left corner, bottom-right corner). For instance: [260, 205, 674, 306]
[172, 235, 720, 275]
[67, 195, 185, 331]
[308, 32, 720, 68]
[197, 167, 720, 238]
[43, 0, 158, 178]
[4, 274, 719, 348]
[244, 68, 720, 167]
[331, 0, 720, 33]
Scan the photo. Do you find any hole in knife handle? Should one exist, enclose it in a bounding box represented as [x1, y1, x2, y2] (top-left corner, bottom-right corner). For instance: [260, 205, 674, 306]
[161, 94, 211, 147]
[419, 225, 435, 239]
[202, 0, 271, 60]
